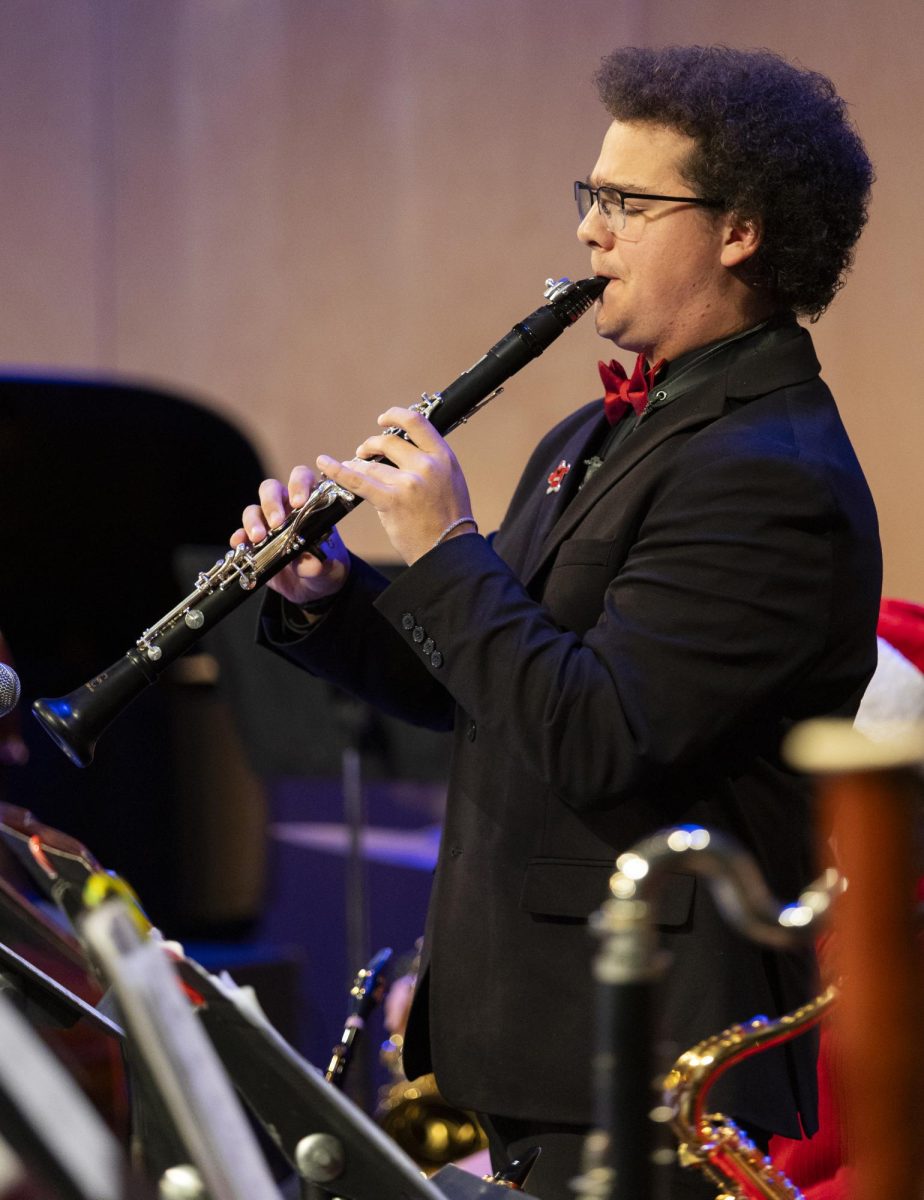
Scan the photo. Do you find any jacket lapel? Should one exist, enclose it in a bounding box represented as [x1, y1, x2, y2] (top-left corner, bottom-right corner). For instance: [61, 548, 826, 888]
[523, 375, 730, 590]
[522, 318, 822, 591]
[504, 407, 608, 580]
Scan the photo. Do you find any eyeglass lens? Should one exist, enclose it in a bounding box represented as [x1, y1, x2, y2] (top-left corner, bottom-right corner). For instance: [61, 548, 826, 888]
[574, 182, 624, 231]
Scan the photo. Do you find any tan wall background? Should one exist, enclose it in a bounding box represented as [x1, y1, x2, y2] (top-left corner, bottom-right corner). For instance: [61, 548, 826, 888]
[1, 0, 920, 598]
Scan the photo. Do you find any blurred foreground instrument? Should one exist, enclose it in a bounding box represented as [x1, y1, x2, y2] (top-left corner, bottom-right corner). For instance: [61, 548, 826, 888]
[785, 718, 924, 1200]
[571, 826, 839, 1200]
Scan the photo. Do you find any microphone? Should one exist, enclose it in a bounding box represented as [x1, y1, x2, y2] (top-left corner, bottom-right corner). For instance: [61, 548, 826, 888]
[0, 663, 21, 718]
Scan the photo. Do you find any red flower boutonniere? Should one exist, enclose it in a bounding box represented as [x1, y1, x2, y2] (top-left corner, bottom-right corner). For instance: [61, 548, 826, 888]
[546, 460, 571, 494]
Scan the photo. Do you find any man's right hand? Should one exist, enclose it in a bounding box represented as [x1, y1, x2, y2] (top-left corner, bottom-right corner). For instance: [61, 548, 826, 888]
[230, 465, 350, 608]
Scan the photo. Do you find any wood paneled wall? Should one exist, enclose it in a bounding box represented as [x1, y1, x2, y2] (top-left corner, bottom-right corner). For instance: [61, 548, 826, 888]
[1, 0, 920, 598]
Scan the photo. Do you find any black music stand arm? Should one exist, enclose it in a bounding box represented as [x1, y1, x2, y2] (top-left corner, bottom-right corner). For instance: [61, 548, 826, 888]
[430, 1164, 543, 1200]
[0, 937, 123, 1037]
[179, 958, 443, 1200]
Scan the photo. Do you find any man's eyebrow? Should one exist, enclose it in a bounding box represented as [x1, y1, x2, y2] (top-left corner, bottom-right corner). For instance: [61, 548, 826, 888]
[587, 173, 649, 193]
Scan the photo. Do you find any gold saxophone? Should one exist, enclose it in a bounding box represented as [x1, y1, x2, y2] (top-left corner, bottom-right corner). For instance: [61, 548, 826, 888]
[377, 1055, 488, 1172]
[661, 985, 837, 1200]
[375, 943, 488, 1172]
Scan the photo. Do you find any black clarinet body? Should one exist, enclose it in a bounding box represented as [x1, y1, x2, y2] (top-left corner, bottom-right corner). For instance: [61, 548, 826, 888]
[33, 276, 606, 766]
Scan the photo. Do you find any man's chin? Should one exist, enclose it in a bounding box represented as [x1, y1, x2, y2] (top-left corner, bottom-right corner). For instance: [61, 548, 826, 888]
[594, 310, 627, 345]
[593, 291, 626, 341]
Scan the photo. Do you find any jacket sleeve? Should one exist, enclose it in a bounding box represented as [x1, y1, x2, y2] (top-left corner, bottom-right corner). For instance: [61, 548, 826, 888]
[257, 552, 457, 732]
[373, 439, 879, 808]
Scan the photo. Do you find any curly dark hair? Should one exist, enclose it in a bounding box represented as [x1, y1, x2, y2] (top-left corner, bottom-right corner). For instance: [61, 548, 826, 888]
[594, 46, 873, 319]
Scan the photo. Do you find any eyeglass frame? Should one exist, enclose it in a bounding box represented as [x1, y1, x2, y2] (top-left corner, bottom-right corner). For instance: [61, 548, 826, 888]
[574, 180, 724, 232]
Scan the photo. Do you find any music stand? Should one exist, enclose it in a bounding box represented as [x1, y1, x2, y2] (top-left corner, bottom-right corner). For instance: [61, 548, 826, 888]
[0, 988, 140, 1200]
[0, 936, 122, 1039]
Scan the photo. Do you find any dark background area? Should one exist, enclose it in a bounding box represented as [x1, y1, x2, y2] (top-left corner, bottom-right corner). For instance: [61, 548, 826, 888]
[1, 375, 450, 1086]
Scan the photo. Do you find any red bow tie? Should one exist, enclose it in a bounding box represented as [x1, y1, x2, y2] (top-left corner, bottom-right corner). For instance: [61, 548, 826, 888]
[598, 354, 666, 425]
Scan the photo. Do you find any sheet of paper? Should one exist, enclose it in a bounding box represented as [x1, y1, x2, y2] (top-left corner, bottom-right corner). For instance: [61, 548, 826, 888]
[82, 902, 283, 1200]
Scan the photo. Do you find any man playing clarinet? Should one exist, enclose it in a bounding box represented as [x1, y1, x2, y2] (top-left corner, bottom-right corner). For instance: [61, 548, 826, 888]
[237, 46, 880, 1198]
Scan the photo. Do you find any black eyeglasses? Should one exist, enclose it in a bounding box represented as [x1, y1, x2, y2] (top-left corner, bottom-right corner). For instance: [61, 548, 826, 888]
[574, 180, 724, 237]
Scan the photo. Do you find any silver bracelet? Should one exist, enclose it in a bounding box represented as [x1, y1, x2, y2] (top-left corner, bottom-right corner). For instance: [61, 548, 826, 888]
[434, 516, 478, 548]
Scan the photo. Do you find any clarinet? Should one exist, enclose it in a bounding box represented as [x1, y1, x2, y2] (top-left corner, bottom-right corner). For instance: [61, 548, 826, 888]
[33, 275, 606, 766]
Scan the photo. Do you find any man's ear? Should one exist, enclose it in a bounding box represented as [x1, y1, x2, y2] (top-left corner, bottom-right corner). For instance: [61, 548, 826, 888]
[720, 214, 762, 268]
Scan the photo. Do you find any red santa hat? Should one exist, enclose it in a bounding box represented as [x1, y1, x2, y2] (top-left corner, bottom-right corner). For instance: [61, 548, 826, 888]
[877, 598, 924, 673]
[855, 598, 924, 730]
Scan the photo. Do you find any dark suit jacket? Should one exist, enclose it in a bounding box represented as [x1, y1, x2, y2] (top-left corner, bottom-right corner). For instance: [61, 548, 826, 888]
[260, 318, 881, 1137]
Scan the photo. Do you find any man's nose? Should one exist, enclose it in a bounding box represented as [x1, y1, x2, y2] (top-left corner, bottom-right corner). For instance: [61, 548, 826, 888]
[577, 205, 613, 250]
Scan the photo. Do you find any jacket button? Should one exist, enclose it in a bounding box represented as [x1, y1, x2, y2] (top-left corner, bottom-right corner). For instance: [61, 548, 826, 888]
[466, 719, 476, 742]
[422, 637, 435, 655]
[430, 651, 443, 668]
[401, 612, 414, 630]
[412, 625, 425, 643]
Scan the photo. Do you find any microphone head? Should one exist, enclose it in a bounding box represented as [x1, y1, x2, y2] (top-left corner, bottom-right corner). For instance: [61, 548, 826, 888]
[0, 663, 20, 718]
